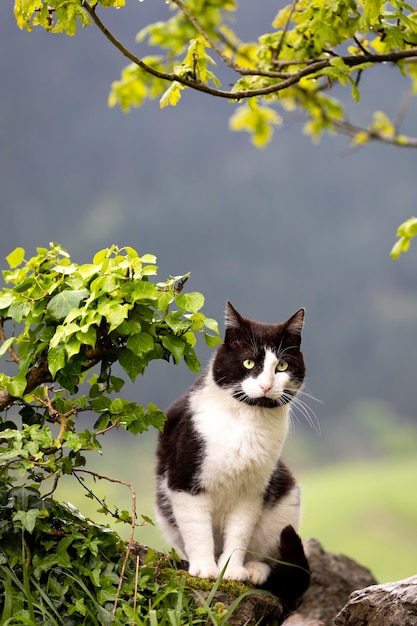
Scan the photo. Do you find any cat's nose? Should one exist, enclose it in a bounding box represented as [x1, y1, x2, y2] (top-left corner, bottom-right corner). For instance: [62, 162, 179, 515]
[259, 381, 273, 394]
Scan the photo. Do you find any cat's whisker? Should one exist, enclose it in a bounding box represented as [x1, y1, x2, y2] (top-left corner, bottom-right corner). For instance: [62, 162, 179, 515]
[286, 392, 321, 436]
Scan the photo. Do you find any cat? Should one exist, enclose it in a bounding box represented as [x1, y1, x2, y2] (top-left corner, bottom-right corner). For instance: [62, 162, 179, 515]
[156, 301, 309, 593]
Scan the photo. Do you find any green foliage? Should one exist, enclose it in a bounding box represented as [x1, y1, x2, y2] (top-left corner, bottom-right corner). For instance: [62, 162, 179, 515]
[0, 242, 219, 483]
[0, 243, 224, 623]
[13, 0, 417, 148]
[390, 216, 417, 258]
[0, 484, 233, 624]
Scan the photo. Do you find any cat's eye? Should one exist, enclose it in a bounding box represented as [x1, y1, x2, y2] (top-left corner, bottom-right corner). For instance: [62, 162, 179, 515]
[276, 360, 288, 372]
[243, 359, 256, 370]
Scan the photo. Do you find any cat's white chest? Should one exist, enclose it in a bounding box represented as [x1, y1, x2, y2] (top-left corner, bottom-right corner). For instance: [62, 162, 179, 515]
[190, 375, 289, 497]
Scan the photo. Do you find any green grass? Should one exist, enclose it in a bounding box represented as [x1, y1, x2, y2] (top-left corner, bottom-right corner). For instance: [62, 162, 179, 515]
[52, 434, 417, 584]
[300, 455, 417, 582]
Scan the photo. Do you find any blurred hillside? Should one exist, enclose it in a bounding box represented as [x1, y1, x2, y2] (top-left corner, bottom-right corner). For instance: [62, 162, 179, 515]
[1, 2, 417, 457]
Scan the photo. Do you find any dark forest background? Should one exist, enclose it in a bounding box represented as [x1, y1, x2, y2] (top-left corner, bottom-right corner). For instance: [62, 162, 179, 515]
[1, 1, 417, 581]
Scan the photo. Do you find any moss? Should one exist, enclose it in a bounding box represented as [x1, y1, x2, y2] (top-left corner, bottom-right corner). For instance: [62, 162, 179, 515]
[160, 567, 252, 596]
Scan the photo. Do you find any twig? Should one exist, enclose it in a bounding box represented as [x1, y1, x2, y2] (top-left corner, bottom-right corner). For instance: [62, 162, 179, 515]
[95, 419, 120, 436]
[393, 87, 413, 130]
[33, 386, 75, 445]
[71, 467, 137, 616]
[333, 118, 417, 148]
[272, 0, 298, 63]
[42, 473, 60, 498]
[169, 0, 241, 73]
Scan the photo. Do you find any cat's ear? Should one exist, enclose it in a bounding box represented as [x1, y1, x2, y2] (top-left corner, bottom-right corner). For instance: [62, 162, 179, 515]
[225, 301, 244, 329]
[285, 308, 305, 337]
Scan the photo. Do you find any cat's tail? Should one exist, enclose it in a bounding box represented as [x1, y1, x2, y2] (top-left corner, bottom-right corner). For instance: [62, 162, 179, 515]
[260, 525, 310, 614]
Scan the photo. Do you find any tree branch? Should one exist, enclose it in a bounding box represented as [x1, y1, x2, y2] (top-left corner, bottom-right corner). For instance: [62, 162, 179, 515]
[0, 359, 52, 411]
[81, 1, 417, 101]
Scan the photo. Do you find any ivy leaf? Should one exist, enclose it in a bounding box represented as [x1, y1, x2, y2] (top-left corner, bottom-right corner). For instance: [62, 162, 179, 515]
[203, 332, 222, 347]
[176, 292, 205, 314]
[119, 348, 144, 382]
[161, 335, 186, 364]
[9, 485, 40, 510]
[126, 332, 155, 356]
[0, 293, 14, 311]
[46, 289, 89, 321]
[183, 349, 201, 373]
[146, 403, 166, 432]
[48, 345, 67, 378]
[5, 247, 25, 269]
[7, 374, 27, 398]
[12, 509, 44, 534]
[0, 337, 16, 358]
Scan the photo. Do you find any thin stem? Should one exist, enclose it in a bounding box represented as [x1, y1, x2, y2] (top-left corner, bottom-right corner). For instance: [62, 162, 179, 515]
[71, 467, 137, 616]
[272, 0, 297, 62]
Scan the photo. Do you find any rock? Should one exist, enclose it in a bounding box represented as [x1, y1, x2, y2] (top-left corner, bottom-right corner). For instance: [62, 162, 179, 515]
[194, 589, 284, 626]
[282, 615, 325, 626]
[283, 539, 377, 626]
[334, 575, 417, 626]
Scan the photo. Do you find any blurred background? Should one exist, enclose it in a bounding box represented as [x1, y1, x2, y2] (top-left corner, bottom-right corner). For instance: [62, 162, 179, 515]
[1, 1, 417, 583]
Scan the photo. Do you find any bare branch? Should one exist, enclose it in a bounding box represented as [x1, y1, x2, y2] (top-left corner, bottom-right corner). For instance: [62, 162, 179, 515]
[333, 118, 417, 148]
[72, 467, 138, 617]
[272, 0, 298, 63]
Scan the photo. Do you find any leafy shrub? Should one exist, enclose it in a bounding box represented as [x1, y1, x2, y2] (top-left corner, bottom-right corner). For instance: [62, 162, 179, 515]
[0, 243, 222, 624]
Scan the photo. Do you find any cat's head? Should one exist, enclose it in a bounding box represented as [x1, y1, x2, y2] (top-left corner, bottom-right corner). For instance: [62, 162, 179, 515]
[212, 302, 306, 409]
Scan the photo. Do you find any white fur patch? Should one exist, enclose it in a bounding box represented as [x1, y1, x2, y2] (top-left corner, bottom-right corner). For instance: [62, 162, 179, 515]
[241, 349, 290, 400]
[190, 365, 290, 500]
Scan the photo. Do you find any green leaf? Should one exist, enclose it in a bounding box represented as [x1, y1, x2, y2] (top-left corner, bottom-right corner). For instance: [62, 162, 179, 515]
[119, 348, 144, 382]
[126, 332, 155, 356]
[0, 293, 14, 311]
[110, 398, 124, 415]
[160, 82, 184, 109]
[161, 335, 186, 364]
[12, 509, 43, 534]
[46, 289, 89, 321]
[5, 247, 25, 269]
[0, 337, 16, 358]
[203, 332, 222, 347]
[99, 301, 129, 331]
[176, 292, 205, 314]
[76, 325, 97, 348]
[48, 345, 67, 378]
[110, 375, 125, 392]
[8, 301, 31, 323]
[183, 350, 201, 373]
[147, 403, 166, 431]
[6, 374, 27, 398]
[229, 100, 282, 147]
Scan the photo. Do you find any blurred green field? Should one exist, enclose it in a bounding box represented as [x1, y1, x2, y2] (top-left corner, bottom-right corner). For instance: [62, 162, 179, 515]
[52, 434, 417, 584]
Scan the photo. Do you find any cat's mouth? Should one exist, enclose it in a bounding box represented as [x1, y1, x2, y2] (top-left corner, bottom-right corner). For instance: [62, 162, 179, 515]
[233, 390, 294, 408]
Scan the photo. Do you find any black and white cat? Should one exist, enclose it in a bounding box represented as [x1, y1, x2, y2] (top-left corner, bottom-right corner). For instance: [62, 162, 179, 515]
[156, 302, 308, 590]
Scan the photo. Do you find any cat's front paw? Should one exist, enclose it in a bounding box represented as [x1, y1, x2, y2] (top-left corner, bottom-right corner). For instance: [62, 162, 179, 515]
[218, 563, 249, 581]
[245, 561, 271, 586]
[188, 562, 219, 580]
